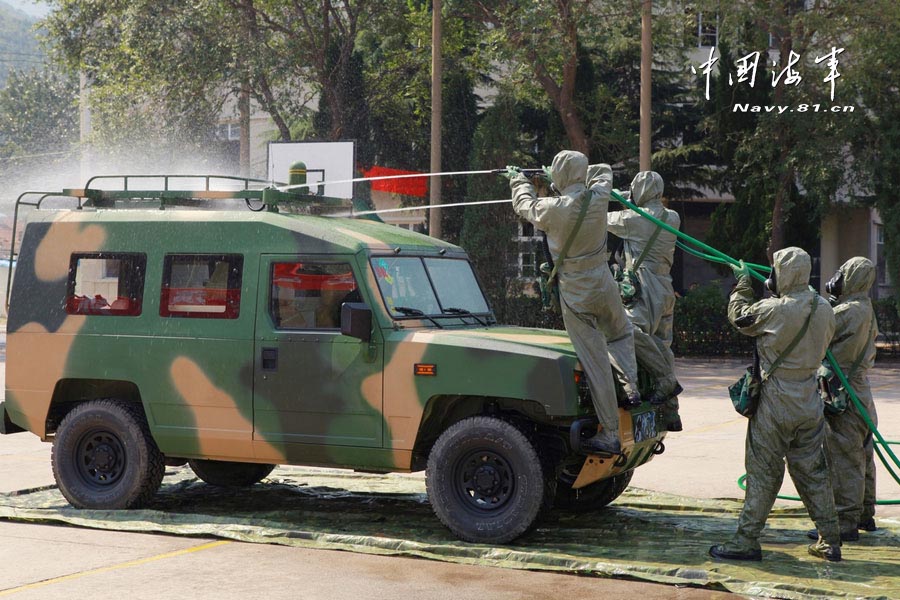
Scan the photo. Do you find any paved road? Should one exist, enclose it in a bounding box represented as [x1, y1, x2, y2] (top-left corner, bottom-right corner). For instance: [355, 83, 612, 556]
[2, 357, 898, 598]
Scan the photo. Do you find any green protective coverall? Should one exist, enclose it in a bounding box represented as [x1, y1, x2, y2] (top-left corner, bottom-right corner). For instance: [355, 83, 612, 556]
[725, 247, 840, 553]
[825, 257, 879, 531]
[510, 151, 639, 438]
[607, 172, 681, 421]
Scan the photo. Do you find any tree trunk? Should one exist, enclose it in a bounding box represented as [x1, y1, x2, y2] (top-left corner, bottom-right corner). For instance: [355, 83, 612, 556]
[767, 28, 793, 262]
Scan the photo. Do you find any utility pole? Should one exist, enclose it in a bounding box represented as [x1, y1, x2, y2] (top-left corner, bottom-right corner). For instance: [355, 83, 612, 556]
[79, 72, 92, 182]
[429, 0, 442, 239]
[639, 0, 652, 171]
[239, 85, 251, 177]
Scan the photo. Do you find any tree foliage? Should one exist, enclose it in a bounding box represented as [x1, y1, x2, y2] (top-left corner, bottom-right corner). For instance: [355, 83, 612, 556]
[0, 3, 43, 86]
[17, 0, 899, 306]
[843, 0, 900, 307]
[0, 67, 77, 156]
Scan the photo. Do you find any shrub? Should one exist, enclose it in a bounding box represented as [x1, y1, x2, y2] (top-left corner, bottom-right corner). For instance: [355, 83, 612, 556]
[673, 282, 754, 356]
[874, 297, 899, 356]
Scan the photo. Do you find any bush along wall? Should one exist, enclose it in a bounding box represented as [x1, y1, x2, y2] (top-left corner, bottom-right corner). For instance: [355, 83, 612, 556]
[672, 282, 754, 357]
[874, 297, 900, 357]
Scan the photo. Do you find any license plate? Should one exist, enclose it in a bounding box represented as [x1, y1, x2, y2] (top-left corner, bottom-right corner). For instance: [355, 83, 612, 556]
[633, 411, 657, 443]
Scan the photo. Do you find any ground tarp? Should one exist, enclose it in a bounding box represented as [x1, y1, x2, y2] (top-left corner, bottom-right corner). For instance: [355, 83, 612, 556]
[1, 467, 897, 599]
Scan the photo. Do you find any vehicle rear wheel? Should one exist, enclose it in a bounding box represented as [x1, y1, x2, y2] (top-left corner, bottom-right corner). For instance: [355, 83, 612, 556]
[51, 399, 165, 509]
[554, 468, 633, 512]
[426, 416, 546, 544]
[188, 460, 276, 487]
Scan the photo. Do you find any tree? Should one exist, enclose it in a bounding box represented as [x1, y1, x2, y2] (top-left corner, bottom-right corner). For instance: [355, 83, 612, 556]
[42, 0, 395, 152]
[468, 0, 688, 164]
[706, 0, 856, 261]
[843, 0, 900, 303]
[0, 68, 78, 157]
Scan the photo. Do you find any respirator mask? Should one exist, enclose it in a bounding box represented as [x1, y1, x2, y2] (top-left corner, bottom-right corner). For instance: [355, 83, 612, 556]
[825, 269, 844, 303]
[764, 269, 777, 297]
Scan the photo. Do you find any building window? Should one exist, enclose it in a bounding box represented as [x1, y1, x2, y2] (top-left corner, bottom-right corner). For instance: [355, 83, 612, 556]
[216, 122, 241, 141]
[513, 221, 543, 279]
[270, 262, 359, 330]
[698, 12, 718, 48]
[876, 224, 887, 286]
[161, 254, 243, 319]
[66, 253, 146, 316]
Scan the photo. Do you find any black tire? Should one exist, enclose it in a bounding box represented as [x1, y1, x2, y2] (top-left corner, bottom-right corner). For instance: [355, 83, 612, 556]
[426, 416, 546, 544]
[188, 460, 275, 487]
[554, 469, 634, 512]
[51, 399, 165, 509]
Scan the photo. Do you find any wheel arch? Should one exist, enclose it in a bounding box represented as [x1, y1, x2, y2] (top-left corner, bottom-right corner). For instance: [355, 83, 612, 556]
[409, 394, 558, 472]
[47, 379, 145, 435]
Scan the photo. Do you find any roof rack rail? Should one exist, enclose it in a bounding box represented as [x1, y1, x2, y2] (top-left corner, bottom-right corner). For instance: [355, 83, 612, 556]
[4, 171, 366, 310]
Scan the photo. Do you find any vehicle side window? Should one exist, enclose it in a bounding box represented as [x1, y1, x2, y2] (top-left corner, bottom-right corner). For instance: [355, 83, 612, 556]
[270, 262, 360, 330]
[161, 254, 243, 319]
[66, 253, 146, 316]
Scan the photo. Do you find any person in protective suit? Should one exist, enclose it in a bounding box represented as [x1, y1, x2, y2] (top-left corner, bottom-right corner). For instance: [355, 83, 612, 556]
[806, 257, 880, 540]
[505, 150, 641, 455]
[710, 247, 842, 562]
[607, 171, 683, 431]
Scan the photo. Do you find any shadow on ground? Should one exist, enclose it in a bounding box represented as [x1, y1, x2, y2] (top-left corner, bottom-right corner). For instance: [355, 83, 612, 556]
[1, 467, 897, 599]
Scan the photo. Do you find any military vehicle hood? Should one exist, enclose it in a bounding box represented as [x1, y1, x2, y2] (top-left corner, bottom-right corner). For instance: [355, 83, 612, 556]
[398, 327, 577, 359]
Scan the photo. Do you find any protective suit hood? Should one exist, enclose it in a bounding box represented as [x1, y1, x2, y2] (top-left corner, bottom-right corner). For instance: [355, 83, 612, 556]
[772, 247, 811, 295]
[839, 256, 875, 296]
[630, 171, 664, 207]
[550, 150, 589, 192]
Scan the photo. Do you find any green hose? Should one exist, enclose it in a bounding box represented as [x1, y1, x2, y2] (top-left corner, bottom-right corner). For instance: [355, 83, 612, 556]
[608, 189, 900, 501]
[675, 240, 771, 273]
[737, 446, 900, 503]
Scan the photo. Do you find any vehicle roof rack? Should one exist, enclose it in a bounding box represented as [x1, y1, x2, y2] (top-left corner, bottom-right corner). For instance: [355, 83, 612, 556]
[5, 170, 374, 310]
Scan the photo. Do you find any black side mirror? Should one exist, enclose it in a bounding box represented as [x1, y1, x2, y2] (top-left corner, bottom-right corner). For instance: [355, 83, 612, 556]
[341, 302, 372, 342]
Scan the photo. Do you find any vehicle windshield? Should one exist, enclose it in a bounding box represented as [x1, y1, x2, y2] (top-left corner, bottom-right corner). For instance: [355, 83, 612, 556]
[371, 256, 491, 322]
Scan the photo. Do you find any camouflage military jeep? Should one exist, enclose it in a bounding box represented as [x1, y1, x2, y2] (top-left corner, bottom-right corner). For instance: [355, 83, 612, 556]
[0, 174, 667, 544]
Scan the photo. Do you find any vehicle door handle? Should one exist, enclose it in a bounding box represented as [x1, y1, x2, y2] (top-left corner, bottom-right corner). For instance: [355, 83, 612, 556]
[261, 347, 278, 371]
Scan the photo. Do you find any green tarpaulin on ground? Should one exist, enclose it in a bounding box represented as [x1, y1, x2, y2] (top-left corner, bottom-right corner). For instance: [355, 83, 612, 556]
[1, 467, 897, 599]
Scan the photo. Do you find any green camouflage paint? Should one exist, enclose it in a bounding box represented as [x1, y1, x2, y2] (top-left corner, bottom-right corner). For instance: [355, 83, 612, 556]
[4, 204, 666, 488]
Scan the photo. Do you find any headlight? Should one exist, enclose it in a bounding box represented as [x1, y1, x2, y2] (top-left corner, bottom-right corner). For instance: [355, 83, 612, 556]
[574, 370, 593, 410]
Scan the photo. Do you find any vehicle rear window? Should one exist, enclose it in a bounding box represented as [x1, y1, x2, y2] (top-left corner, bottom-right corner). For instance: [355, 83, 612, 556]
[66, 253, 146, 316]
[161, 254, 243, 319]
[270, 261, 360, 330]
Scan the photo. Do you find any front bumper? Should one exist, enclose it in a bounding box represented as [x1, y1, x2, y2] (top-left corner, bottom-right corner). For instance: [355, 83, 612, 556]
[571, 405, 666, 489]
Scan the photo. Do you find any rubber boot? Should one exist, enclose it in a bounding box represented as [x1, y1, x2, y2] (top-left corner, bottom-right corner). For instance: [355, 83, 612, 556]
[618, 391, 642, 409]
[807, 536, 842, 562]
[858, 517, 877, 532]
[806, 528, 859, 542]
[582, 430, 622, 455]
[709, 542, 762, 561]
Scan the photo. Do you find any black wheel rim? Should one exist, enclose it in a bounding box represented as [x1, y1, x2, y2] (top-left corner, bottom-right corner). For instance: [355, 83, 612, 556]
[74, 428, 127, 489]
[452, 449, 515, 515]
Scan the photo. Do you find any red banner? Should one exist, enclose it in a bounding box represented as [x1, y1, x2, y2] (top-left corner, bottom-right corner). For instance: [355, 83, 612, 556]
[362, 166, 428, 198]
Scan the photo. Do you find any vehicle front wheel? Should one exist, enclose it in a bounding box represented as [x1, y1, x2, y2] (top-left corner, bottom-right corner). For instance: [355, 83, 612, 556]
[426, 416, 547, 544]
[51, 399, 165, 509]
[554, 469, 633, 512]
[188, 460, 276, 487]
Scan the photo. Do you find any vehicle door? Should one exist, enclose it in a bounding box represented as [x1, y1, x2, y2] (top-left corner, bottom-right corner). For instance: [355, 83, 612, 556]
[253, 255, 383, 447]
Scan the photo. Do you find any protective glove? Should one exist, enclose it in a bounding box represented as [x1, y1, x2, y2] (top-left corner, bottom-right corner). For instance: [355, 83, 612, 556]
[541, 165, 552, 181]
[500, 165, 521, 180]
[730, 259, 751, 280]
